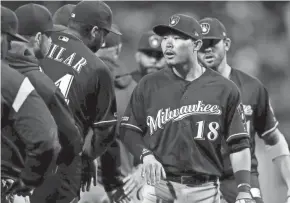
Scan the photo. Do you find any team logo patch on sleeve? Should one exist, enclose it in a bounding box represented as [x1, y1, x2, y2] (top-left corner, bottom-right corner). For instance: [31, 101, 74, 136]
[237, 103, 247, 130]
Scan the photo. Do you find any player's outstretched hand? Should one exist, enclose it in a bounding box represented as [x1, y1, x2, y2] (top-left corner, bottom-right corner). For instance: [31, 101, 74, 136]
[235, 192, 256, 203]
[4, 179, 34, 197]
[80, 153, 97, 192]
[122, 165, 143, 197]
[107, 187, 131, 203]
[141, 154, 166, 186]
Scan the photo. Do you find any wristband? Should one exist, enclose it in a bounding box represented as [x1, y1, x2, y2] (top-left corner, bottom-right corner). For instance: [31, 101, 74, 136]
[234, 170, 251, 192]
[140, 149, 153, 163]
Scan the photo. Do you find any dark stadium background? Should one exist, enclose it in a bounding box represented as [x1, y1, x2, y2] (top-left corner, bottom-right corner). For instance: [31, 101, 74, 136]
[2, 1, 290, 203]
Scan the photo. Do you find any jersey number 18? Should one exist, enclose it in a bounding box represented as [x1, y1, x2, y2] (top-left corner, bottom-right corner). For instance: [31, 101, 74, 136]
[195, 121, 220, 141]
[55, 74, 74, 105]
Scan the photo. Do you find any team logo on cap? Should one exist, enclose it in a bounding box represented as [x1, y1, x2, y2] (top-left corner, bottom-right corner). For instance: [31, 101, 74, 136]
[149, 35, 160, 48]
[169, 15, 180, 27]
[201, 23, 210, 35]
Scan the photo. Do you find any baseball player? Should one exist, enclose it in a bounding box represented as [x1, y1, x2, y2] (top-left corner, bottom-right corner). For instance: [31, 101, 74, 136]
[120, 14, 255, 203]
[1, 6, 28, 59]
[53, 4, 75, 28]
[131, 30, 166, 82]
[8, 3, 82, 168]
[197, 17, 290, 203]
[1, 7, 61, 199]
[39, 1, 120, 202]
[96, 26, 143, 203]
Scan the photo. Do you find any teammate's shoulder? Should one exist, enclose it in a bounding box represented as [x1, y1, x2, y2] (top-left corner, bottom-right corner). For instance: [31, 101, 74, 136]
[206, 68, 241, 94]
[29, 69, 58, 93]
[207, 68, 236, 86]
[94, 56, 111, 72]
[1, 61, 25, 82]
[140, 68, 168, 83]
[231, 68, 265, 89]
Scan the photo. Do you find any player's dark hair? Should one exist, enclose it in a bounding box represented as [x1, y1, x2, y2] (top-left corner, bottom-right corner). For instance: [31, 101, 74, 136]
[68, 20, 94, 39]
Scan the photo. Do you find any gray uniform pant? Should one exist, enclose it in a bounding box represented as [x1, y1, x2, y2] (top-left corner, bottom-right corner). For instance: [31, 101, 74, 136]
[141, 179, 220, 203]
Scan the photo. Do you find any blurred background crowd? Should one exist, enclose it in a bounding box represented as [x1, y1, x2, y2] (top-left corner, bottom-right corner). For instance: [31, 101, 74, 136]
[2, 1, 290, 203]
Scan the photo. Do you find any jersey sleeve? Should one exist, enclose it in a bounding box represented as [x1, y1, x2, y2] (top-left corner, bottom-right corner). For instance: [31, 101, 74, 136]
[225, 86, 250, 144]
[49, 88, 83, 164]
[254, 84, 279, 137]
[1, 65, 61, 186]
[92, 65, 117, 130]
[119, 82, 151, 161]
[120, 82, 147, 133]
[82, 64, 117, 159]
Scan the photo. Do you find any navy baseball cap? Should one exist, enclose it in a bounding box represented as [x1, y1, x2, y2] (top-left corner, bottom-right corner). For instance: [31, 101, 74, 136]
[70, 1, 121, 36]
[153, 14, 202, 40]
[138, 31, 162, 53]
[53, 4, 75, 26]
[15, 3, 64, 36]
[101, 24, 122, 48]
[1, 6, 28, 42]
[199, 18, 227, 39]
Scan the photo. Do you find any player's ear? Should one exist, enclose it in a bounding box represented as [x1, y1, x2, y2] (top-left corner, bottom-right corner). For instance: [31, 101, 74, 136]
[34, 32, 42, 45]
[193, 39, 203, 52]
[224, 38, 231, 51]
[90, 26, 99, 38]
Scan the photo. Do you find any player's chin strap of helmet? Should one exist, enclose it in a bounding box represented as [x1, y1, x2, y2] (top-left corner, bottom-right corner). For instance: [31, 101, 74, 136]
[266, 133, 290, 161]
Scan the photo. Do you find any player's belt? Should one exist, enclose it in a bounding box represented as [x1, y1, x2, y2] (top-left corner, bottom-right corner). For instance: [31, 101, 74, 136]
[166, 175, 218, 185]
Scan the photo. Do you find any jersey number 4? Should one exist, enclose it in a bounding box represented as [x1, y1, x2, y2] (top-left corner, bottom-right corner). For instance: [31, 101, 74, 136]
[195, 121, 220, 141]
[55, 74, 74, 105]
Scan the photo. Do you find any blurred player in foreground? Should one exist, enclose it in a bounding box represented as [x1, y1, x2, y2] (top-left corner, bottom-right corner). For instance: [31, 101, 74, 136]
[131, 30, 166, 82]
[120, 13, 254, 203]
[5, 4, 83, 199]
[198, 17, 290, 203]
[1, 6, 60, 202]
[40, 1, 119, 202]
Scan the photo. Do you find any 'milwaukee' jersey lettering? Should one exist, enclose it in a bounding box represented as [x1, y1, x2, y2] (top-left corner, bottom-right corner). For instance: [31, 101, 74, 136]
[147, 101, 222, 136]
[222, 68, 279, 176]
[121, 68, 249, 176]
[41, 32, 116, 136]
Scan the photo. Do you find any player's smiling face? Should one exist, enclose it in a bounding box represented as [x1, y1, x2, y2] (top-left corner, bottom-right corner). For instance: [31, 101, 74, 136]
[161, 32, 194, 66]
[198, 38, 228, 70]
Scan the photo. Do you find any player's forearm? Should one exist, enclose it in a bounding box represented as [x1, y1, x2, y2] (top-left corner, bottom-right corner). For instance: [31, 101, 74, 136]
[230, 147, 251, 172]
[120, 127, 152, 162]
[100, 140, 124, 192]
[82, 125, 117, 159]
[265, 131, 290, 192]
[230, 147, 252, 192]
[273, 155, 290, 192]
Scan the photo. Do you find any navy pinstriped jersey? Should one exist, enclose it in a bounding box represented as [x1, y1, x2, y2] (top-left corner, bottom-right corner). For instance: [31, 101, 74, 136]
[222, 68, 278, 176]
[121, 67, 249, 177]
[40, 32, 117, 136]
